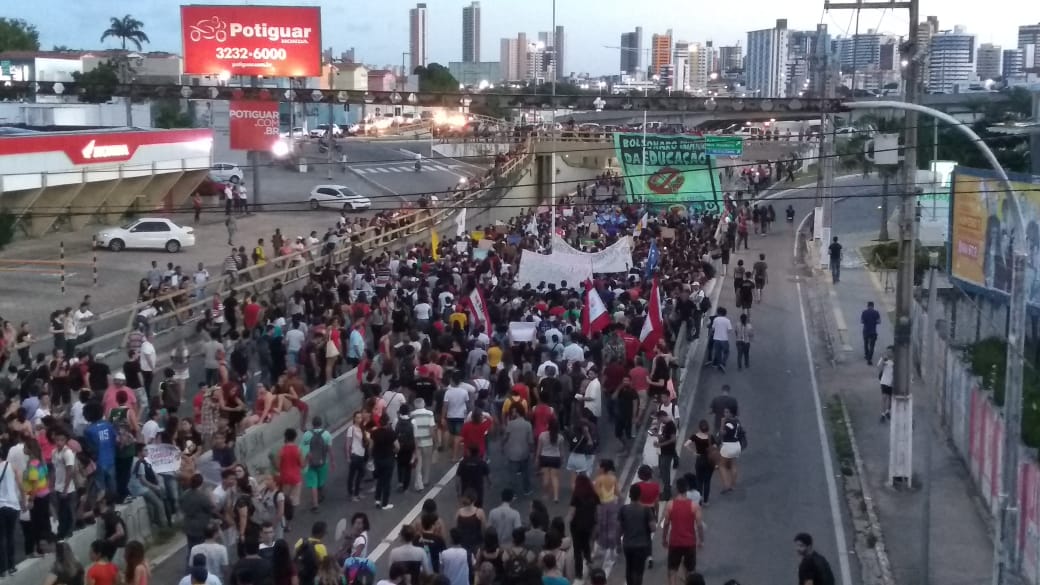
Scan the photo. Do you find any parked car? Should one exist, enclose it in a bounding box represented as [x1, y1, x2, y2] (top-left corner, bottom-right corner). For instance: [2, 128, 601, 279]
[308, 185, 372, 211]
[280, 127, 307, 139]
[210, 162, 243, 184]
[94, 218, 196, 253]
[309, 124, 342, 138]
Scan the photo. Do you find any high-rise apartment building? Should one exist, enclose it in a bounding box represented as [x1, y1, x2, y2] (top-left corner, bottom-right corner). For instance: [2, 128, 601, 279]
[500, 33, 531, 81]
[672, 41, 690, 91]
[975, 43, 1002, 81]
[554, 26, 566, 80]
[836, 32, 884, 72]
[786, 29, 817, 96]
[918, 15, 939, 56]
[689, 43, 711, 92]
[718, 43, 743, 75]
[927, 26, 976, 93]
[746, 19, 790, 97]
[409, 3, 428, 71]
[1018, 23, 1040, 49]
[651, 30, 673, 76]
[462, 2, 481, 63]
[1003, 48, 1025, 79]
[620, 27, 644, 76]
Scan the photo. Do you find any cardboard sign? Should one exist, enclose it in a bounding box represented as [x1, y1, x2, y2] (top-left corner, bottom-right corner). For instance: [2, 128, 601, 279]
[478, 239, 493, 250]
[473, 248, 489, 260]
[660, 227, 676, 241]
[145, 443, 182, 475]
[509, 322, 537, 342]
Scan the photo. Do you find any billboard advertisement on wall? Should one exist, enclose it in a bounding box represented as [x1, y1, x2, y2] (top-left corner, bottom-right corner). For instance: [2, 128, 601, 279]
[181, 5, 322, 77]
[949, 166, 1040, 306]
[229, 101, 280, 151]
[611, 133, 720, 213]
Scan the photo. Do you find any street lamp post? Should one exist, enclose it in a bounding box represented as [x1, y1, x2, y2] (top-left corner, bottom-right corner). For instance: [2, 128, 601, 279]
[549, 0, 558, 246]
[845, 99, 1027, 585]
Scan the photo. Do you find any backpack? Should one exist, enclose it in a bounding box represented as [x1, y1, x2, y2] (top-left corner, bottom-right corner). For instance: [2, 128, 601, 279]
[295, 539, 320, 584]
[395, 418, 416, 452]
[345, 559, 376, 585]
[307, 430, 328, 469]
[132, 457, 158, 486]
[698, 294, 712, 314]
[503, 547, 534, 584]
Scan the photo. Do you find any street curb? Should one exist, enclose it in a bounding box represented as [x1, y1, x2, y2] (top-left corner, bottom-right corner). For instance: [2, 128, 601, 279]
[838, 397, 897, 585]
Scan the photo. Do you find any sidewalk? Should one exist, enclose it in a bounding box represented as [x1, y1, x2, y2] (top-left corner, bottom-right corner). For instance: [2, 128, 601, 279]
[813, 230, 993, 585]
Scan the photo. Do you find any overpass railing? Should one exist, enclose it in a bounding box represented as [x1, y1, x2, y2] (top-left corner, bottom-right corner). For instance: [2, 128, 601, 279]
[11, 143, 533, 361]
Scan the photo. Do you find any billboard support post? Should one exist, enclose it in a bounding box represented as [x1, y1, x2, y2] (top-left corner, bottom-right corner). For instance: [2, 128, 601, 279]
[249, 75, 261, 209]
[845, 99, 1027, 585]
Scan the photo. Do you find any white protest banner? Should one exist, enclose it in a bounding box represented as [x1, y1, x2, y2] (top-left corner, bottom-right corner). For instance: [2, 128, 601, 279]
[509, 322, 537, 342]
[550, 235, 633, 273]
[145, 443, 182, 474]
[516, 250, 593, 288]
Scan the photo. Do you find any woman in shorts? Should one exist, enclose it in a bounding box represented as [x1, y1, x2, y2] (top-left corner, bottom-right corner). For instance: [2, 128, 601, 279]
[717, 407, 743, 494]
[566, 419, 597, 485]
[536, 418, 566, 503]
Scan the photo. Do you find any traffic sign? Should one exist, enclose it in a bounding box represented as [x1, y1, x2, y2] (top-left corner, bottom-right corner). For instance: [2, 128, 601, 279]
[0, 61, 10, 76]
[705, 136, 743, 157]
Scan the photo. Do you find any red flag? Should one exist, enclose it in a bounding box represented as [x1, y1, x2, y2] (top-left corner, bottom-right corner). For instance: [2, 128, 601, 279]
[639, 277, 664, 351]
[582, 279, 611, 337]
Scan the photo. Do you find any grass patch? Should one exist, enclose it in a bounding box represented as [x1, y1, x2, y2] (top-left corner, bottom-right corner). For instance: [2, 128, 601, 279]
[861, 241, 947, 286]
[963, 337, 1040, 448]
[827, 395, 855, 476]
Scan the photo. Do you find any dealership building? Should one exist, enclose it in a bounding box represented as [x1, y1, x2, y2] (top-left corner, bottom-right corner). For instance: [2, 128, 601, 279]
[0, 127, 213, 237]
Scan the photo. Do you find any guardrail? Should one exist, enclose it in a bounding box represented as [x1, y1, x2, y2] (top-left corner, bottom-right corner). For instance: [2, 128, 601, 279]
[10, 145, 534, 361]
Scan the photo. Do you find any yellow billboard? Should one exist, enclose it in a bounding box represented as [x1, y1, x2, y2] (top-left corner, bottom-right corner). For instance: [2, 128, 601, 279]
[950, 168, 1040, 302]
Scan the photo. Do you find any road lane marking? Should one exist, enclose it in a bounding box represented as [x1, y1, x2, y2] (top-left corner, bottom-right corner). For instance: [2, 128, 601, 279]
[796, 281, 855, 585]
[369, 462, 460, 562]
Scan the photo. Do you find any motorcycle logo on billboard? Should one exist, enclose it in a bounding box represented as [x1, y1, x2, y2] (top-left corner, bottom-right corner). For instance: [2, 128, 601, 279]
[229, 101, 281, 152]
[181, 5, 322, 78]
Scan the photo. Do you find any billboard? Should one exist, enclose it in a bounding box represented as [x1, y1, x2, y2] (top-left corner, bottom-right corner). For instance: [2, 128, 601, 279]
[181, 5, 322, 77]
[949, 167, 1040, 305]
[229, 101, 280, 151]
[612, 132, 720, 212]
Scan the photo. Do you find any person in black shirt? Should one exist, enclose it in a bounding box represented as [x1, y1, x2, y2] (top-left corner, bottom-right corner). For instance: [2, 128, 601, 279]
[370, 415, 398, 510]
[656, 409, 679, 501]
[795, 532, 835, 585]
[230, 538, 272, 585]
[828, 237, 843, 284]
[457, 445, 490, 507]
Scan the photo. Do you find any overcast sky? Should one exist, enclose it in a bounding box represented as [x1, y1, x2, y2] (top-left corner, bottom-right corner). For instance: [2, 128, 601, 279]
[7, 0, 1028, 74]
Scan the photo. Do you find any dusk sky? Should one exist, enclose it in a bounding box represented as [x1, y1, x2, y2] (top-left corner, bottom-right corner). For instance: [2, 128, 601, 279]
[7, 0, 1028, 75]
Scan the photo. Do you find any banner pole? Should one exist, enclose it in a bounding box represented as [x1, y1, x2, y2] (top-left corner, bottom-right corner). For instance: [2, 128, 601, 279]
[641, 110, 647, 204]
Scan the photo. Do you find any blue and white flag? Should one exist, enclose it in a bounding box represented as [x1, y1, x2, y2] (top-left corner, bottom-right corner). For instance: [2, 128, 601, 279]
[645, 240, 660, 279]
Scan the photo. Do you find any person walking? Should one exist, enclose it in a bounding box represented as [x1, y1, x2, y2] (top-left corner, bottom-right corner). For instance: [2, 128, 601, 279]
[710, 308, 733, 372]
[369, 413, 398, 510]
[794, 532, 836, 585]
[535, 418, 565, 503]
[193, 193, 203, 224]
[662, 477, 704, 585]
[828, 237, 843, 283]
[225, 215, 237, 247]
[301, 417, 333, 512]
[717, 408, 744, 493]
[861, 301, 881, 364]
[0, 444, 24, 577]
[877, 346, 895, 422]
[619, 484, 655, 585]
[684, 420, 718, 506]
[752, 253, 768, 303]
[502, 405, 534, 497]
[735, 313, 754, 371]
[410, 398, 436, 491]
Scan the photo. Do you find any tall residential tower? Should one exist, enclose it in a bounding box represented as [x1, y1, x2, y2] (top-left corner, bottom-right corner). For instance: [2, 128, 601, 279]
[462, 2, 481, 63]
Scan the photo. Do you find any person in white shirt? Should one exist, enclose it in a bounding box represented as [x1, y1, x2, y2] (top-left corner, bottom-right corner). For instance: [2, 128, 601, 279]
[442, 372, 471, 460]
[0, 447, 26, 575]
[71, 390, 90, 436]
[139, 333, 158, 395]
[141, 409, 162, 444]
[51, 428, 77, 539]
[73, 302, 94, 342]
[711, 307, 734, 372]
[561, 339, 585, 366]
[410, 398, 436, 491]
[189, 526, 229, 580]
[577, 367, 603, 422]
[877, 346, 895, 422]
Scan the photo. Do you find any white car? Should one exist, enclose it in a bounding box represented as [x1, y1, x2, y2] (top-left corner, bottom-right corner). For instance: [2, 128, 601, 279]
[210, 162, 243, 184]
[280, 127, 307, 139]
[309, 124, 342, 138]
[94, 218, 196, 253]
[309, 185, 372, 211]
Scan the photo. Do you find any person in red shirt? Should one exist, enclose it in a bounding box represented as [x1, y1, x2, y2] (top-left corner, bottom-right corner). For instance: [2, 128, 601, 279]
[242, 295, 263, 332]
[85, 539, 119, 585]
[460, 407, 494, 459]
[511, 382, 530, 403]
[531, 394, 555, 440]
[276, 427, 303, 517]
[629, 359, 651, 420]
[634, 464, 662, 568]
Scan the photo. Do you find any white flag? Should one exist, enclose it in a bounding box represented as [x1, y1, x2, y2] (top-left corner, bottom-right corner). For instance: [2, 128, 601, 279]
[455, 208, 467, 238]
[633, 213, 649, 237]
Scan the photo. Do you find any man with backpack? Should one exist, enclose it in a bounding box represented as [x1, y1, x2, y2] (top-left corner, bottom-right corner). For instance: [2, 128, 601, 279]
[301, 417, 333, 513]
[294, 521, 329, 585]
[342, 535, 377, 585]
[502, 527, 538, 585]
[395, 405, 418, 492]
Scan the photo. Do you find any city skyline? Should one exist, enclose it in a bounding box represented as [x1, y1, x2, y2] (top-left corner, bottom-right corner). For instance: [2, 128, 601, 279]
[3, 0, 1026, 75]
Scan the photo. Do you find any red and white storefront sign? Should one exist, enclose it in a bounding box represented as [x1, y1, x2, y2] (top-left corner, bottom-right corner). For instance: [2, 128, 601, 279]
[229, 101, 280, 151]
[0, 129, 213, 192]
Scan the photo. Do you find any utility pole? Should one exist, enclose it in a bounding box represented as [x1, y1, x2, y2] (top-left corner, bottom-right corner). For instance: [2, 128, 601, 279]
[326, 60, 336, 180]
[249, 75, 262, 209]
[812, 22, 835, 268]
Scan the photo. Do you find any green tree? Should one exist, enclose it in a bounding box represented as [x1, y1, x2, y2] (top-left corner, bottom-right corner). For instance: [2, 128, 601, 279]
[71, 62, 119, 103]
[100, 15, 149, 51]
[154, 102, 192, 128]
[0, 18, 40, 52]
[414, 63, 459, 93]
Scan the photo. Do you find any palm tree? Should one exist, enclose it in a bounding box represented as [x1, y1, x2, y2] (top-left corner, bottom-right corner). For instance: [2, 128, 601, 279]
[100, 15, 149, 51]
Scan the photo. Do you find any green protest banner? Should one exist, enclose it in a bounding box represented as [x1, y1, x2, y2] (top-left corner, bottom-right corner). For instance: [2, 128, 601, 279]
[612, 132, 721, 213]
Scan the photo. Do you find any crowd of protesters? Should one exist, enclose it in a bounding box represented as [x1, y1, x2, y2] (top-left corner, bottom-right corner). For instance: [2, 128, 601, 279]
[0, 152, 798, 585]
